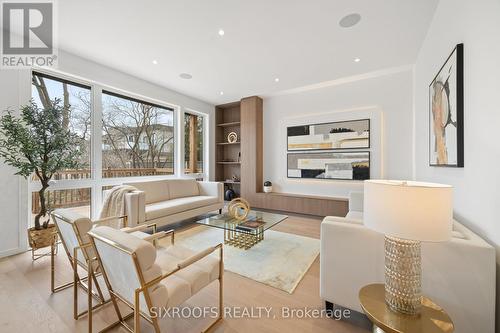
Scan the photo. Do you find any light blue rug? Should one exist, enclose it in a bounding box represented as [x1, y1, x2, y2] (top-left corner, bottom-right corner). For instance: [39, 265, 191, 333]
[170, 226, 320, 294]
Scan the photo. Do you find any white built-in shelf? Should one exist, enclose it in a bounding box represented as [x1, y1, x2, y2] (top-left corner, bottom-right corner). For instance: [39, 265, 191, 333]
[217, 121, 240, 127]
[217, 142, 240, 145]
[219, 180, 241, 185]
[216, 161, 241, 165]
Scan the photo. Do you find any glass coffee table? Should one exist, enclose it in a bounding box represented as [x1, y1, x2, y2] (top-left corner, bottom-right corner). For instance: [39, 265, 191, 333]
[195, 210, 288, 250]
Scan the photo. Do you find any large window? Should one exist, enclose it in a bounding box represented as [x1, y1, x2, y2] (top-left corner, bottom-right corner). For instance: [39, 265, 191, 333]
[31, 72, 92, 179]
[102, 91, 175, 178]
[28, 70, 207, 223]
[184, 112, 204, 174]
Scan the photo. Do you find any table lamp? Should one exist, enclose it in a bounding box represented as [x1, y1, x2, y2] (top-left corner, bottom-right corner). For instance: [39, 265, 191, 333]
[364, 180, 453, 316]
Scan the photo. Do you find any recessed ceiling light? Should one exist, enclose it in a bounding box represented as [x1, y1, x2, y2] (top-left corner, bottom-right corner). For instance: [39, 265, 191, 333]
[219, 91, 224, 95]
[339, 13, 361, 28]
[218, 29, 225, 36]
[179, 73, 193, 79]
[152, 59, 158, 65]
[354, 58, 361, 62]
[274, 78, 280, 82]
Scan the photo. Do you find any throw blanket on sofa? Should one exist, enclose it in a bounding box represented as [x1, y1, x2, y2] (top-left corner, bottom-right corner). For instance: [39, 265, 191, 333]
[99, 185, 138, 228]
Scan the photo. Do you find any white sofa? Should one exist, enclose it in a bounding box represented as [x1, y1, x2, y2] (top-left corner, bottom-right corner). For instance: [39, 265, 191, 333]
[106, 179, 224, 227]
[320, 191, 496, 333]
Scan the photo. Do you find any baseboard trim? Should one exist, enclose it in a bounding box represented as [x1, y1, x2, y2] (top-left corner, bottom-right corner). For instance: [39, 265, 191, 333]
[325, 301, 372, 331]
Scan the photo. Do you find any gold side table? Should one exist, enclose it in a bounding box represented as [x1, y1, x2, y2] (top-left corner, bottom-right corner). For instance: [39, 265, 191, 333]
[359, 284, 454, 333]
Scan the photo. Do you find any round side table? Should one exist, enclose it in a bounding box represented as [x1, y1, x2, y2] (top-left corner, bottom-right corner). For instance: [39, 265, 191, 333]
[359, 284, 454, 333]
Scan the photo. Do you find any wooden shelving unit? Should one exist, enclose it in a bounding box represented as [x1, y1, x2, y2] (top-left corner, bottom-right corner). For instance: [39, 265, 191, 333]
[214, 96, 348, 216]
[215, 101, 242, 197]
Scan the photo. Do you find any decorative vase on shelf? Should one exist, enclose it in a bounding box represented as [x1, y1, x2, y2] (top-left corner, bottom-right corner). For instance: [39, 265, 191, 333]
[227, 131, 238, 143]
[263, 181, 273, 193]
[225, 188, 236, 201]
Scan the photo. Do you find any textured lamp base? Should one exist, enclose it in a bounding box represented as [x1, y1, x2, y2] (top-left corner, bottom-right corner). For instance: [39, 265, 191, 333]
[384, 235, 422, 315]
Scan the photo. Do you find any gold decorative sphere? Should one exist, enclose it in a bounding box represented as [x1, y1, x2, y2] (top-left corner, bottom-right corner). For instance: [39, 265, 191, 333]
[227, 198, 250, 221]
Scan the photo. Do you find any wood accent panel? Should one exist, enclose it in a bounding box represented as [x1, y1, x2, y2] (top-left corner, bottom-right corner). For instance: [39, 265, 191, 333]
[252, 192, 348, 217]
[240, 96, 263, 200]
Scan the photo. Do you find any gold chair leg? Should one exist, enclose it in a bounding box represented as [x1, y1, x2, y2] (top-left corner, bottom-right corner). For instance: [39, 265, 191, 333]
[52, 260, 89, 294]
[91, 271, 106, 303]
[88, 263, 93, 333]
[51, 241, 55, 292]
[203, 245, 224, 332]
[134, 289, 141, 333]
[74, 249, 79, 320]
[97, 312, 134, 333]
[152, 318, 161, 333]
[219, 246, 224, 317]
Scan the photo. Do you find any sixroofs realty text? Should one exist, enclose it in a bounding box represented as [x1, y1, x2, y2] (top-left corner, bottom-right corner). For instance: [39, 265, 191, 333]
[149, 306, 351, 320]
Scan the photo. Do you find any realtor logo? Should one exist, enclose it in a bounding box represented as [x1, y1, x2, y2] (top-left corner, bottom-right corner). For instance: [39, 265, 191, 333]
[1, 1, 57, 68]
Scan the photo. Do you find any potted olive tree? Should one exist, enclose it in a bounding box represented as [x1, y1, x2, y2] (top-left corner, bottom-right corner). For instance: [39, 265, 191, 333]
[0, 99, 82, 251]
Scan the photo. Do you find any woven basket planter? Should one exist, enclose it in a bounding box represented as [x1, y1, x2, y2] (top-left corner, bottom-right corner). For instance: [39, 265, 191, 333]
[28, 224, 58, 250]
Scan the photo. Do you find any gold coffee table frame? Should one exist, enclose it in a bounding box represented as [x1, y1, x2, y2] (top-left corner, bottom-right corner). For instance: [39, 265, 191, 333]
[224, 224, 264, 249]
[196, 210, 287, 250]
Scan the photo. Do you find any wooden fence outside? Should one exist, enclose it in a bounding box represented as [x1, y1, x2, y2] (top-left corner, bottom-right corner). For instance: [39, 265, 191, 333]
[31, 167, 184, 213]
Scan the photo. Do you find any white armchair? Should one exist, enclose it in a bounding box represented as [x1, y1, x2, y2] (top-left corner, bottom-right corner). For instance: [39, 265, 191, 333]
[51, 209, 158, 320]
[87, 226, 223, 333]
[320, 191, 496, 333]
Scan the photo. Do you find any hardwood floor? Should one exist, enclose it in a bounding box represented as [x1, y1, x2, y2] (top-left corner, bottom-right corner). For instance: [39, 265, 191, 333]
[0, 213, 367, 333]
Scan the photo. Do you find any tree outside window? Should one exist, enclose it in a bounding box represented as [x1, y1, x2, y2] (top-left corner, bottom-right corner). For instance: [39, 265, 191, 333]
[102, 91, 175, 177]
[31, 72, 91, 179]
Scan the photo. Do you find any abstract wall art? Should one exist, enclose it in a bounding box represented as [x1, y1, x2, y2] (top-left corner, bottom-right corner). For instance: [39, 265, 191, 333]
[287, 151, 370, 180]
[429, 43, 464, 167]
[287, 119, 370, 151]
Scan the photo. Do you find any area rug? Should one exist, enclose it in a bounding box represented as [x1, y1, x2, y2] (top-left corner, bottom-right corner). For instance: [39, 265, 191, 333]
[161, 226, 319, 294]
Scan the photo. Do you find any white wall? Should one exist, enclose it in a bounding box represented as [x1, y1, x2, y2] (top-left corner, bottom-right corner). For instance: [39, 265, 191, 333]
[263, 69, 414, 198]
[0, 50, 214, 257]
[414, 0, 500, 330]
[0, 70, 30, 256]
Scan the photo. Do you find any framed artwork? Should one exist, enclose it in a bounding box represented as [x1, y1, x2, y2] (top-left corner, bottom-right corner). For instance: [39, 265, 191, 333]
[287, 151, 370, 180]
[429, 43, 464, 167]
[287, 119, 370, 151]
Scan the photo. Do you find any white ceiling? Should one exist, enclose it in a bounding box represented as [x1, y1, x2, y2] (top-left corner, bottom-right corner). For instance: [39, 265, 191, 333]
[58, 0, 438, 105]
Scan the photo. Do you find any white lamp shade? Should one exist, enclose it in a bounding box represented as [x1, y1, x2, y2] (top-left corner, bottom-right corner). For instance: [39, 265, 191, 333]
[364, 180, 453, 242]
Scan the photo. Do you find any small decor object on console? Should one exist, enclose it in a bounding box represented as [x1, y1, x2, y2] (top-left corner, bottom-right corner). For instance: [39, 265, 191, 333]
[429, 43, 464, 167]
[227, 198, 250, 221]
[364, 180, 453, 316]
[224, 188, 236, 201]
[263, 181, 273, 193]
[227, 131, 238, 143]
